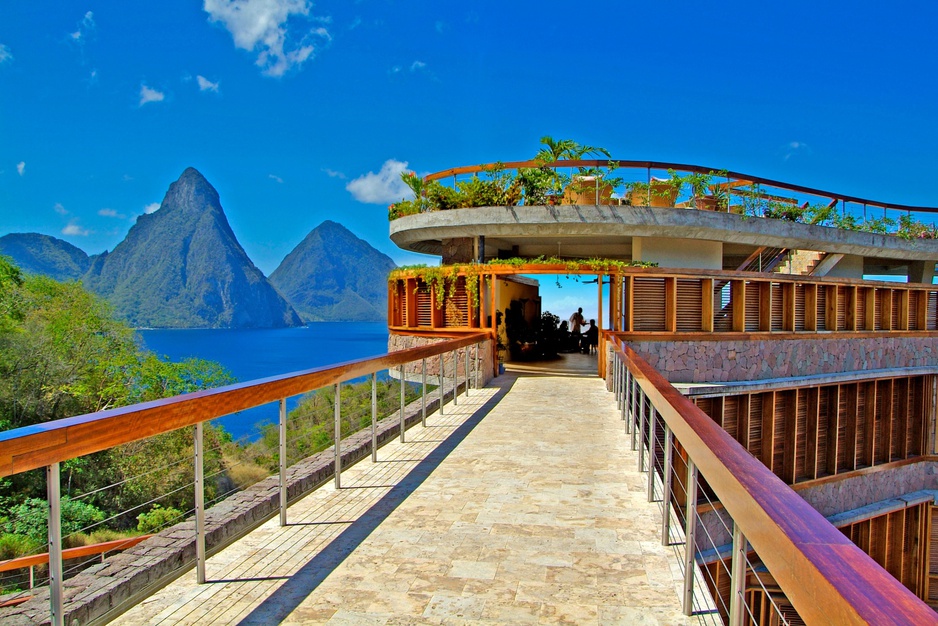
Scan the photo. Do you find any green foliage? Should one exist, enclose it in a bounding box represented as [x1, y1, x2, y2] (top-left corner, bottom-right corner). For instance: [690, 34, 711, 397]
[136, 504, 184, 533]
[0, 532, 40, 560]
[3, 497, 104, 542]
[256, 379, 423, 467]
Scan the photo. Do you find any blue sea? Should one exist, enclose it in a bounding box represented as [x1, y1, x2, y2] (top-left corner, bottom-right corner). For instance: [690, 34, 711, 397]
[138, 323, 389, 441]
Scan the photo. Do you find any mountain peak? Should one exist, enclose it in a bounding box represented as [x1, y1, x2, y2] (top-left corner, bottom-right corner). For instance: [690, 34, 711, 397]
[82, 170, 301, 329]
[270, 222, 396, 322]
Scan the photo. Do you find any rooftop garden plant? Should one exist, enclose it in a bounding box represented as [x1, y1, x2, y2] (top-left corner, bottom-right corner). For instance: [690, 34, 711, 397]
[387, 138, 937, 242]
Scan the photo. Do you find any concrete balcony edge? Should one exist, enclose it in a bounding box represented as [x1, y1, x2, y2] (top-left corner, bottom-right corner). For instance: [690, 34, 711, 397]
[389, 205, 938, 262]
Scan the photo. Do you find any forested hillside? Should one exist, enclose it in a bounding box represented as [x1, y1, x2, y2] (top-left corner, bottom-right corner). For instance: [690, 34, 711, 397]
[0, 257, 414, 585]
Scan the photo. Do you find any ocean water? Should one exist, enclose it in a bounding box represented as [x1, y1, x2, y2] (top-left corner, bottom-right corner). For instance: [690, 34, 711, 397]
[138, 323, 389, 440]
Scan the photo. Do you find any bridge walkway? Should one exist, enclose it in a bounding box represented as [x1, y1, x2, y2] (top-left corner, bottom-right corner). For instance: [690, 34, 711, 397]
[119, 370, 699, 625]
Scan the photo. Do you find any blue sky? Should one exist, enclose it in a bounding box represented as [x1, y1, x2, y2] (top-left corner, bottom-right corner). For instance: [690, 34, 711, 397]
[1, 1, 937, 320]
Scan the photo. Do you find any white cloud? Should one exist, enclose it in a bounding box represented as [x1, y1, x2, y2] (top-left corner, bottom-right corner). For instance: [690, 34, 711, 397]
[268, 174, 284, 183]
[203, 0, 330, 77]
[62, 220, 91, 236]
[346, 159, 413, 204]
[782, 140, 811, 161]
[322, 168, 346, 179]
[144, 202, 161, 214]
[139, 84, 165, 106]
[16, 162, 24, 176]
[70, 11, 96, 43]
[410, 60, 426, 72]
[196, 75, 220, 92]
[0, 44, 12, 65]
[53, 203, 68, 215]
[98, 208, 127, 219]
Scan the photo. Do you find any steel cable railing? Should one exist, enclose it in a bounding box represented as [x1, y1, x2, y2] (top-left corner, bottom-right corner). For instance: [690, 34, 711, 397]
[607, 332, 938, 625]
[0, 334, 489, 626]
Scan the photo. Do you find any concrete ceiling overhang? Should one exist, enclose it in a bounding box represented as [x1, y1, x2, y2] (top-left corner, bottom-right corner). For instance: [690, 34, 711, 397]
[390, 206, 938, 263]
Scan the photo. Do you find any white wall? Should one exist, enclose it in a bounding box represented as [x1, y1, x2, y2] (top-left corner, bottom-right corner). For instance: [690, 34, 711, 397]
[632, 237, 723, 270]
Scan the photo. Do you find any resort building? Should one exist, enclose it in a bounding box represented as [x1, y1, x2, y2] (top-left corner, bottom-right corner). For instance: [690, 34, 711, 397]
[4, 152, 938, 625]
[386, 156, 938, 623]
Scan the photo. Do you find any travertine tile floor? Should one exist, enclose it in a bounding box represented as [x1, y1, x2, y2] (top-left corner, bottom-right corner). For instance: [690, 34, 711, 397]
[120, 372, 702, 625]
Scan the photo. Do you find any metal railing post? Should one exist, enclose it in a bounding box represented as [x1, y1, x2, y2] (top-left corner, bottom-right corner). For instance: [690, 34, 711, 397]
[453, 350, 458, 406]
[623, 367, 630, 430]
[638, 393, 647, 471]
[647, 406, 657, 502]
[194, 422, 206, 584]
[729, 523, 748, 626]
[475, 342, 480, 389]
[631, 378, 639, 450]
[400, 365, 406, 443]
[439, 354, 445, 415]
[47, 462, 63, 626]
[371, 373, 378, 462]
[683, 460, 699, 616]
[465, 347, 470, 397]
[421, 358, 427, 427]
[334, 383, 342, 489]
[662, 426, 673, 546]
[279, 398, 287, 526]
[615, 357, 621, 409]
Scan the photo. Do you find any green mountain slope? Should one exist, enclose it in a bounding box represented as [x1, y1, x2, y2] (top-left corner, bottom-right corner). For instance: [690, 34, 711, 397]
[270, 221, 396, 322]
[0, 233, 91, 281]
[82, 167, 302, 329]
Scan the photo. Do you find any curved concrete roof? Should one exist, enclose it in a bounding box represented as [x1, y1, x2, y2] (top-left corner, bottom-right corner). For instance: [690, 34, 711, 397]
[390, 205, 938, 262]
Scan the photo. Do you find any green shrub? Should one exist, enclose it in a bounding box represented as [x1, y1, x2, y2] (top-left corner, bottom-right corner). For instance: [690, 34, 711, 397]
[136, 505, 184, 533]
[3, 497, 105, 542]
[0, 533, 40, 560]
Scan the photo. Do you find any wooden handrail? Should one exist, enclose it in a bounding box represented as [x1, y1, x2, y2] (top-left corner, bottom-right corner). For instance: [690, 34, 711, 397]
[423, 158, 938, 214]
[609, 336, 938, 624]
[0, 333, 490, 478]
[0, 535, 154, 572]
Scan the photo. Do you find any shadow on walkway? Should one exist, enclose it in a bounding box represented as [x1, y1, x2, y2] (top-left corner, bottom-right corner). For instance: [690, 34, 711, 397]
[235, 375, 517, 625]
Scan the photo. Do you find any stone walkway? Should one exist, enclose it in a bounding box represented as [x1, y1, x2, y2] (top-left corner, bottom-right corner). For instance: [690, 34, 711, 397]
[119, 372, 699, 625]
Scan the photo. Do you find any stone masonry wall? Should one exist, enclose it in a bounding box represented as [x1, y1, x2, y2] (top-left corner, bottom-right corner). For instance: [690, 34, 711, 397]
[624, 336, 938, 383]
[388, 334, 494, 387]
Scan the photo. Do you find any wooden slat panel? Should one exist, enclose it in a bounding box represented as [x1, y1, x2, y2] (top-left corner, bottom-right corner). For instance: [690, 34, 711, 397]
[862, 381, 877, 467]
[676, 278, 703, 332]
[782, 389, 799, 483]
[845, 285, 857, 331]
[746, 281, 762, 332]
[896, 378, 910, 459]
[665, 277, 677, 332]
[883, 379, 895, 462]
[748, 393, 763, 459]
[804, 283, 818, 331]
[793, 283, 806, 331]
[762, 391, 777, 473]
[925, 291, 938, 330]
[891, 289, 901, 331]
[805, 387, 820, 481]
[633, 277, 667, 331]
[844, 383, 859, 471]
[912, 291, 925, 331]
[898, 290, 910, 331]
[827, 385, 841, 475]
[771, 282, 785, 331]
[416, 284, 433, 327]
[875, 288, 886, 331]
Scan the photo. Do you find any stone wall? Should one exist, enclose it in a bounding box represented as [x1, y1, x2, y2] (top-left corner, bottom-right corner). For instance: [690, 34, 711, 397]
[388, 334, 494, 387]
[622, 336, 938, 383]
[0, 390, 458, 625]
